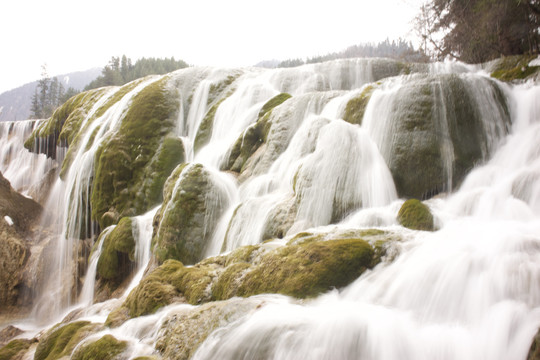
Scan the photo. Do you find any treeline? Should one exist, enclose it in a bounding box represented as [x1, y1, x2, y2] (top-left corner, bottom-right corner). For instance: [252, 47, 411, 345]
[85, 56, 188, 90]
[261, 39, 429, 68]
[30, 66, 78, 119]
[416, 0, 540, 63]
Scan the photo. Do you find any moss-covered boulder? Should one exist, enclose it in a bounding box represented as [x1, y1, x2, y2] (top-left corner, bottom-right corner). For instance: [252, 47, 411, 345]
[122, 259, 218, 318]
[0, 338, 36, 360]
[23, 89, 107, 159]
[91, 77, 182, 228]
[71, 334, 127, 360]
[193, 74, 240, 152]
[342, 85, 375, 125]
[222, 93, 291, 173]
[397, 199, 434, 231]
[34, 321, 102, 360]
[96, 217, 135, 285]
[379, 74, 510, 199]
[155, 297, 267, 360]
[488, 55, 540, 83]
[112, 228, 393, 320]
[152, 163, 229, 264]
[235, 238, 374, 298]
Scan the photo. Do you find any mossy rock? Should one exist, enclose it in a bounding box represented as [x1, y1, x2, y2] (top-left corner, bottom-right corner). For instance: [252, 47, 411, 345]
[23, 89, 106, 159]
[59, 81, 144, 178]
[91, 77, 181, 228]
[235, 238, 375, 299]
[397, 199, 434, 231]
[383, 74, 510, 199]
[152, 163, 229, 264]
[34, 321, 101, 360]
[122, 260, 183, 318]
[0, 338, 36, 360]
[120, 228, 396, 319]
[134, 136, 185, 211]
[156, 297, 265, 360]
[222, 93, 290, 173]
[123, 259, 216, 317]
[489, 55, 540, 82]
[96, 217, 135, 283]
[71, 334, 127, 360]
[193, 74, 240, 153]
[342, 85, 375, 125]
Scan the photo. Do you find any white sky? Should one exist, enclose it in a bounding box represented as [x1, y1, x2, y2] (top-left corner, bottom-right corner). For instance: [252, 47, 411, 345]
[0, 0, 424, 94]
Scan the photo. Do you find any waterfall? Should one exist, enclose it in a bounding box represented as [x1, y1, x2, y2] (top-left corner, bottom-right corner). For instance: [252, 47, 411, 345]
[190, 81, 540, 360]
[0, 119, 55, 196]
[1, 58, 539, 360]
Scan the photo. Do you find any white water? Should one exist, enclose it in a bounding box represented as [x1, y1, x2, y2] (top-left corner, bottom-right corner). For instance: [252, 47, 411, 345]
[0, 119, 55, 195]
[1, 58, 539, 359]
[190, 81, 540, 360]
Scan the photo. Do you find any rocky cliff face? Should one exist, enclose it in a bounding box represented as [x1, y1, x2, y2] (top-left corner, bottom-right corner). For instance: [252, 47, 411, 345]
[0, 171, 42, 312]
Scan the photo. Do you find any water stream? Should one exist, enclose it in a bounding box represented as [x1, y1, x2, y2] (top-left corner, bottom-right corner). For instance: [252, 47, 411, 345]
[1, 58, 539, 359]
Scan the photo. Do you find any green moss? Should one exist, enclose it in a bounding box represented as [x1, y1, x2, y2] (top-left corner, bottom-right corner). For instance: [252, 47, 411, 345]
[237, 238, 375, 298]
[490, 55, 540, 82]
[24, 89, 106, 159]
[258, 93, 292, 119]
[59, 82, 144, 177]
[134, 135, 185, 211]
[193, 94, 229, 152]
[397, 199, 434, 231]
[34, 321, 98, 360]
[0, 339, 35, 360]
[97, 217, 135, 282]
[152, 163, 228, 264]
[211, 262, 252, 300]
[71, 334, 127, 360]
[208, 74, 239, 104]
[124, 260, 184, 317]
[222, 94, 288, 173]
[342, 85, 374, 125]
[91, 76, 180, 228]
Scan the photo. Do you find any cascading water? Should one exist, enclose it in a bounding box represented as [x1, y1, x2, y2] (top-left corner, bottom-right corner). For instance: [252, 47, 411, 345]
[0, 119, 55, 195]
[1, 57, 539, 360]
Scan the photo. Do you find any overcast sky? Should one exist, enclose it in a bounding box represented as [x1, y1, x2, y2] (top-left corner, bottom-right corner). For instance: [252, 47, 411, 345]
[0, 0, 424, 94]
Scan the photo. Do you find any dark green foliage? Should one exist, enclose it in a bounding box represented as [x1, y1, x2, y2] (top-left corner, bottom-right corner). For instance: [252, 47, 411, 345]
[268, 39, 428, 67]
[97, 217, 135, 282]
[0, 339, 35, 360]
[418, 0, 540, 63]
[397, 199, 435, 231]
[85, 56, 188, 90]
[71, 335, 127, 360]
[30, 65, 69, 119]
[91, 77, 180, 228]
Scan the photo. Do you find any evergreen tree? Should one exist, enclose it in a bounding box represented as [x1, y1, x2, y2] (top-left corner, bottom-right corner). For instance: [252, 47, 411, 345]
[416, 0, 540, 63]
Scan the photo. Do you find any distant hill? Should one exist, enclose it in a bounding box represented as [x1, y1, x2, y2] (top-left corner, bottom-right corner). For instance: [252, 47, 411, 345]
[0, 68, 101, 122]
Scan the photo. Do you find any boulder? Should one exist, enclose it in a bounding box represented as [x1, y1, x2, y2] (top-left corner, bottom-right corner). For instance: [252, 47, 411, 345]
[152, 163, 229, 265]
